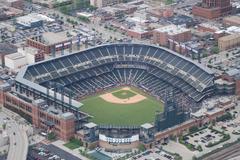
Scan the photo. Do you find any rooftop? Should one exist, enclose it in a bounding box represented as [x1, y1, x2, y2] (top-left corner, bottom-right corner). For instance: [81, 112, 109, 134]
[18, 46, 39, 55]
[224, 15, 240, 25]
[141, 123, 154, 129]
[61, 112, 75, 120]
[226, 68, 240, 76]
[16, 13, 54, 25]
[219, 34, 240, 42]
[215, 78, 234, 85]
[199, 22, 220, 31]
[84, 122, 97, 128]
[128, 25, 149, 33]
[0, 43, 17, 54]
[33, 98, 75, 119]
[5, 52, 24, 60]
[42, 32, 70, 45]
[225, 26, 240, 34]
[155, 25, 190, 35]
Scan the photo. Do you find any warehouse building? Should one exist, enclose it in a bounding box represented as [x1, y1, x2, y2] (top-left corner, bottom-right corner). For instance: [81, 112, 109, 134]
[218, 34, 240, 51]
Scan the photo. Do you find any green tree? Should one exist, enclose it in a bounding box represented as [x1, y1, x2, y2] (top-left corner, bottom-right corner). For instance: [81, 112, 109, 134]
[59, 5, 71, 15]
[197, 145, 202, 152]
[138, 144, 146, 152]
[211, 46, 219, 54]
[192, 156, 198, 160]
[189, 126, 198, 133]
[47, 132, 56, 141]
[2, 124, 6, 130]
[78, 16, 90, 23]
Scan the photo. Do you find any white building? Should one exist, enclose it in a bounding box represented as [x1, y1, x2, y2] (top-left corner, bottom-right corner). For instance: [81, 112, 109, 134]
[90, 0, 124, 8]
[5, 47, 43, 71]
[16, 13, 54, 29]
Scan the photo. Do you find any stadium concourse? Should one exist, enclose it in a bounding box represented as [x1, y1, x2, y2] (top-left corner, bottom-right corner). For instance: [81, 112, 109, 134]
[6, 43, 216, 149]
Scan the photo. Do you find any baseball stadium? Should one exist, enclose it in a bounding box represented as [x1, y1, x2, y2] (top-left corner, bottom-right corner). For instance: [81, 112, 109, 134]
[11, 43, 215, 150]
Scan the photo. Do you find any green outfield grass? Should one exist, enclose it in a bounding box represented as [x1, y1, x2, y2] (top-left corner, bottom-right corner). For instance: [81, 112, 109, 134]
[80, 87, 164, 126]
[112, 89, 136, 99]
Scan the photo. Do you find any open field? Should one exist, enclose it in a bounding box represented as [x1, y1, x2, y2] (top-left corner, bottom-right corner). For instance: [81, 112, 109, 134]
[80, 87, 164, 126]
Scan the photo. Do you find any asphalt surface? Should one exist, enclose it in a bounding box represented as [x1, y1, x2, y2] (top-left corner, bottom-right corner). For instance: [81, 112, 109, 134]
[6, 122, 28, 160]
[0, 155, 6, 160]
[27, 143, 82, 160]
[45, 144, 82, 160]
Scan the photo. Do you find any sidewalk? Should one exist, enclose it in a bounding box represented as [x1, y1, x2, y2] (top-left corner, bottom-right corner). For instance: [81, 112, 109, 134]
[52, 140, 89, 160]
[163, 140, 197, 160]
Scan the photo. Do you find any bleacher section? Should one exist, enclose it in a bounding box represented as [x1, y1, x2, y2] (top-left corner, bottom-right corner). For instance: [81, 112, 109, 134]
[22, 43, 215, 102]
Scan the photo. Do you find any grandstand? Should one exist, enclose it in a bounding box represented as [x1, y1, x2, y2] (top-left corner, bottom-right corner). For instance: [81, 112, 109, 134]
[15, 43, 215, 128]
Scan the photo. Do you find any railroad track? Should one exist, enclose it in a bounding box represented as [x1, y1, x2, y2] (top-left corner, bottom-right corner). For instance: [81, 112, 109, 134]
[202, 143, 240, 160]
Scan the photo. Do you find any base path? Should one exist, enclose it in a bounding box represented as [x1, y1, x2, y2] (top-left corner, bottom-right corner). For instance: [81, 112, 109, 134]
[100, 87, 146, 104]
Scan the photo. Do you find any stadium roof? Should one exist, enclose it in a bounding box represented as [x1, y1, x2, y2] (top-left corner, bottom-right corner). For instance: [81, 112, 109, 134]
[19, 43, 214, 74]
[16, 66, 83, 109]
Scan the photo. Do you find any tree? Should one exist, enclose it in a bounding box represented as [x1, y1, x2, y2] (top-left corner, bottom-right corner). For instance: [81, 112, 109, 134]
[138, 144, 146, 152]
[78, 16, 90, 23]
[216, 112, 233, 122]
[165, 0, 175, 5]
[2, 124, 6, 130]
[189, 126, 198, 133]
[211, 46, 219, 54]
[197, 145, 202, 152]
[59, 5, 71, 15]
[47, 132, 56, 141]
[192, 156, 198, 160]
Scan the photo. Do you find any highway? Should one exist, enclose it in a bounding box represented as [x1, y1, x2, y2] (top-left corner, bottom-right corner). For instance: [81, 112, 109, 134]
[7, 121, 28, 160]
[2, 108, 29, 160]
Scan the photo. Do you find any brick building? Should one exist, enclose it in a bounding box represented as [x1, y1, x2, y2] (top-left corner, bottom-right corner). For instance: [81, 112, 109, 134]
[148, 7, 174, 18]
[192, 0, 232, 19]
[221, 69, 240, 96]
[198, 23, 220, 33]
[27, 32, 73, 55]
[127, 28, 153, 40]
[1, 0, 24, 9]
[1, 88, 75, 141]
[153, 25, 192, 47]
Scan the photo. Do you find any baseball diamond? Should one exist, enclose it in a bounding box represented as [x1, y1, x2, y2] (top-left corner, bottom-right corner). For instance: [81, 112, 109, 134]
[80, 87, 164, 126]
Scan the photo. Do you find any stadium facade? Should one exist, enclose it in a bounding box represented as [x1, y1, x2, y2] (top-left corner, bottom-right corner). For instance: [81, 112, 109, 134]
[0, 43, 218, 150]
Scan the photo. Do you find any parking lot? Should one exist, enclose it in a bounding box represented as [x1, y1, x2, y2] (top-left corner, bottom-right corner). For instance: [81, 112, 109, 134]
[186, 128, 224, 148]
[218, 110, 240, 134]
[27, 143, 81, 160]
[131, 149, 174, 160]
